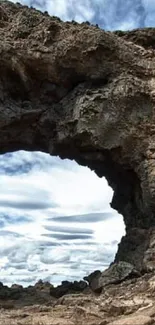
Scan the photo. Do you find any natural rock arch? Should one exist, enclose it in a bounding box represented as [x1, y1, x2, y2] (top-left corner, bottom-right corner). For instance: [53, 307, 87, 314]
[1, 0, 155, 271]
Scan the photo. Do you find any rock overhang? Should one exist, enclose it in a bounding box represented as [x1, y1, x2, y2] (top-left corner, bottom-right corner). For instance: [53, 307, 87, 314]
[1, 0, 155, 271]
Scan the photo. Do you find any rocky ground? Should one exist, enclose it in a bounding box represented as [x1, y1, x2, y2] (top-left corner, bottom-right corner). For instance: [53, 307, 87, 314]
[1, 268, 155, 325]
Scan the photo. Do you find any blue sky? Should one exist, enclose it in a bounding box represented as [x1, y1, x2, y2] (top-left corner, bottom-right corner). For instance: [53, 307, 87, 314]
[11, 0, 155, 30]
[0, 0, 153, 287]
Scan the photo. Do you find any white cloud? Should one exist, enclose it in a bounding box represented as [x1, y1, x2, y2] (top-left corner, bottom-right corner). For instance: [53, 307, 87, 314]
[94, 215, 125, 243]
[0, 235, 119, 286]
[0, 150, 125, 286]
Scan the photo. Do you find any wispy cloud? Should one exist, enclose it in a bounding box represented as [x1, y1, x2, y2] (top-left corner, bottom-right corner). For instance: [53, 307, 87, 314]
[43, 233, 93, 240]
[48, 212, 115, 223]
[43, 224, 94, 234]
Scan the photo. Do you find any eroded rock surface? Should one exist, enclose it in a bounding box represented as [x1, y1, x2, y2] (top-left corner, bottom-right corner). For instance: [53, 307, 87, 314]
[0, 280, 54, 307]
[1, 1, 155, 270]
[84, 262, 140, 292]
[1, 272, 155, 325]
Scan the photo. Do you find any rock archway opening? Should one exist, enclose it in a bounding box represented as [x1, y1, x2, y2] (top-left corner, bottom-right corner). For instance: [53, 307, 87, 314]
[0, 0, 155, 283]
[0, 150, 125, 287]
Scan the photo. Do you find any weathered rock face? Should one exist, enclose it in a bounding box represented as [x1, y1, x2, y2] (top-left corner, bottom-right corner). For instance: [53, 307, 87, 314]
[0, 280, 54, 306]
[1, 272, 155, 324]
[1, 1, 155, 271]
[84, 262, 141, 293]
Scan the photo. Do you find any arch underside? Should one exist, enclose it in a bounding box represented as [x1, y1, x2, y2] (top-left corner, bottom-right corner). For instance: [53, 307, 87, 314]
[1, 1, 155, 271]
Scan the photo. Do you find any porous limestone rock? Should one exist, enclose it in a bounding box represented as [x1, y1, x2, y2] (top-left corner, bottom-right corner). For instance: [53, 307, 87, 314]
[84, 270, 102, 292]
[108, 315, 153, 325]
[1, 1, 155, 271]
[1, 271, 155, 324]
[84, 262, 140, 292]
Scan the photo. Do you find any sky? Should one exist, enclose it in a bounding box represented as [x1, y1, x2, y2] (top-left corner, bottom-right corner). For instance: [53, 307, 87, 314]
[1, 0, 154, 287]
[11, 0, 155, 30]
[0, 151, 125, 286]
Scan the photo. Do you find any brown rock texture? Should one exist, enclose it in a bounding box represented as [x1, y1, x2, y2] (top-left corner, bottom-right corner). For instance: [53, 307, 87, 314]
[85, 262, 141, 293]
[1, 271, 155, 325]
[1, 1, 155, 270]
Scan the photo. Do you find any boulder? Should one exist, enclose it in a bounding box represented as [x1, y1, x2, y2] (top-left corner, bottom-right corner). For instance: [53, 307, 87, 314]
[50, 280, 88, 298]
[85, 262, 140, 293]
[34, 279, 53, 291]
